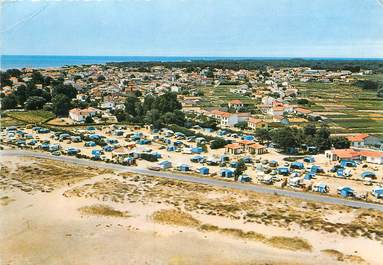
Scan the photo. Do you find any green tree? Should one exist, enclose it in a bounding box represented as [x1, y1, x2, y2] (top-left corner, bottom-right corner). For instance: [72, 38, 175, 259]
[85, 116, 94, 124]
[124, 96, 140, 116]
[304, 124, 317, 136]
[234, 160, 247, 181]
[271, 127, 298, 151]
[24, 96, 46, 110]
[1, 95, 17, 110]
[52, 84, 77, 99]
[315, 126, 331, 151]
[52, 94, 72, 116]
[210, 138, 226, 149]
[234, 121, 248, 130]
[14, 85, 28, 105]
[255, 128, 271, 143]
[331, 136, 351, 149]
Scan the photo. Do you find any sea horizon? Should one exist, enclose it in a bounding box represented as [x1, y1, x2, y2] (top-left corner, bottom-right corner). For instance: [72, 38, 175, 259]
[2, 54, 383, 70]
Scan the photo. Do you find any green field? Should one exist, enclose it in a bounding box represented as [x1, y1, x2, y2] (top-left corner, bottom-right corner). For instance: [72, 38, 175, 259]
[5, 110, 55, 124]
[198, 84, 255, 107]
[294, 78, 383, 135]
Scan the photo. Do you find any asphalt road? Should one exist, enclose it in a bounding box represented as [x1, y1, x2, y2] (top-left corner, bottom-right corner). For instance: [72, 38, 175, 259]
[1, 149, 383, 212]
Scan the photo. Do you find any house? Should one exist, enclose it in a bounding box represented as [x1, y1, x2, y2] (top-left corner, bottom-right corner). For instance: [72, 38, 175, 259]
[228, 99, 244, 110]
[225, 143, 243, 155]
[325, 149, 361, 161]
[69, 107, 99, 122]
[209, 110, 250, 127]
[294, 107, 312, 116]
[359, 150, 383, 165]
[325, 148, 383, 164]
[248, 143, 267, 155]
[247, 117, 268, 130]
[346, 134, 382, 148]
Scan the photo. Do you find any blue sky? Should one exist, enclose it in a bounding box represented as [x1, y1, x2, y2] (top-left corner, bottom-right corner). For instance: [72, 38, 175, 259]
[2, 0, 383, 58]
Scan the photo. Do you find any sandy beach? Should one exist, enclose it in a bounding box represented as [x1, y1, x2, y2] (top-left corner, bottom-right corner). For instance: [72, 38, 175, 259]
[1, 155, 382, 265]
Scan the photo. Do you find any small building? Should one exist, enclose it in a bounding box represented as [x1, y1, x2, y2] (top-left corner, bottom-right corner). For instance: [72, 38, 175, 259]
[69, 107, 99, 122]
[248, 143, 267, 155]
[228, 99, 244, 110]
[247, 117, 268, 130]
[225, 143, 243, 155]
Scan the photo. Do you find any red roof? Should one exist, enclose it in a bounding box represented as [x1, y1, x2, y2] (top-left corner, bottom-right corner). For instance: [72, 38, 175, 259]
[295, 107, 312, 114]
[229, 99, 243, 105]
[330, 149, 360, 159]
[346, 134, 369, 142]
[225, 143, 242, 149]
[249, 143, 265, 149]
[359, 150, 383, 158]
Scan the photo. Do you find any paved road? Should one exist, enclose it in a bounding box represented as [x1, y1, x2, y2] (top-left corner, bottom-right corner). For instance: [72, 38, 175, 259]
[2, 149, 383, 212]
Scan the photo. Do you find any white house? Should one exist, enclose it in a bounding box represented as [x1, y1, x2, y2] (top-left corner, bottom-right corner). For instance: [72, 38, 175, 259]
[69, 107, 99, 122]
[210, 110, 250, 127]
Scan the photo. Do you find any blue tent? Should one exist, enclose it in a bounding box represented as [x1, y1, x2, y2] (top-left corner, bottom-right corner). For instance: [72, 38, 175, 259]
[220, 155, 230, 162]
[239, 175, 252, 182]
[191, 147, 203, 154]
[304, 172, 315, 180]
[85, 141, 96, 147]
[230, 161, 239, 168]
[220, 169, 233, 178]
[291, 162, 304, 169]
[59, 133, 70, 140]
[174, 141, 183, 146]
[103, 145, 114, 152]
[337, 168, 345, 177]
[167, 146, 176, 152]
[91, 150, 102, 157]
[304, 156, 315, 163]
[179, 164, 190, 171]
[243, 135, 255, 141]
[199, 167, 209, 175]
[310, 165, 323, 173]
[242, 157, 253, 163]
[88, 134, 101, 140]
[151, 152, 162, 159]
[361, 171, 376, 179]
[339, 187, 354, 197]
[40, 143, 50, 150]
[138, 139, 151, 145]
[277, 167, 290, 176]
[341, 160, 357, 168]
[87, 126, 96, 131]
[159, 160, 172, 169]
[67, 147, 80, 155]
[191, 155, 204, 163]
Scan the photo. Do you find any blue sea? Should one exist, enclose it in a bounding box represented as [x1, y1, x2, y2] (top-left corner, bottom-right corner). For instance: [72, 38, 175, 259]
[1, 55, 382, 70]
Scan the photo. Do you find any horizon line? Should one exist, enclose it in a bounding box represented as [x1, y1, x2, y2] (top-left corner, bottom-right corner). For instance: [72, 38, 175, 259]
[2, 54, 383, 60]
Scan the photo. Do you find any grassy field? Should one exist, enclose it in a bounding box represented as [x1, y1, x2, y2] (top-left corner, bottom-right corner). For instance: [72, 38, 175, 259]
[5, 110, 55, 124]
[294, 78, 383, 135]
[198, 84, 255, 107]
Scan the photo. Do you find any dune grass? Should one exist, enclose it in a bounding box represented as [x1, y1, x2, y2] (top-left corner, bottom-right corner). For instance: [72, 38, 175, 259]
[79, 204, 129, 217]
[152, 209, 201, 227]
